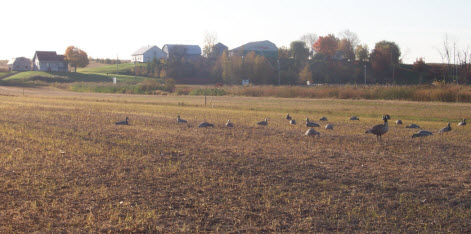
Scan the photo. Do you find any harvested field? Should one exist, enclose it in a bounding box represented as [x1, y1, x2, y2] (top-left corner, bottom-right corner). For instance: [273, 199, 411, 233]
[0, 86, 470, 232]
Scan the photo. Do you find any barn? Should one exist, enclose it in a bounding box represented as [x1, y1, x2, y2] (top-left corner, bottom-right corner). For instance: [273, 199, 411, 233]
[162, 44, 201, 60]
[210, 42, 228, 58]
[7, 57, 32, 71]
[32, 51, 68, 72]
[229, 40, 278, 59]
[131, 45, 167, 63]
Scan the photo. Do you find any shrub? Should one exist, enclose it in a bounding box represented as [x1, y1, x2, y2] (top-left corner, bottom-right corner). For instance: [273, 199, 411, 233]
[189, 88, 226, 96]
[165, 78, 176, 92]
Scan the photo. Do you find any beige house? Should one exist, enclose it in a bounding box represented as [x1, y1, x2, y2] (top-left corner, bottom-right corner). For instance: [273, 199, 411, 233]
[7, 57, 32, 71]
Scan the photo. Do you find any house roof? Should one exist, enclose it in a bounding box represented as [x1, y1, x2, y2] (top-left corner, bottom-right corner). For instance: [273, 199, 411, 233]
[213, 42, 228, 49]
[131, 45, 165, 56]
[8, 57, 31, 65]
[163, 44, 202, 55]
[33, 51, 65, 62]
[230, 40, 277, 52]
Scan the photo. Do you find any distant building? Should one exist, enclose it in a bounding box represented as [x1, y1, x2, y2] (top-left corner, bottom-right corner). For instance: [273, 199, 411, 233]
[162, 44, 201, 60]
[7, 57, 31, 71]
[210, 42, 228, 58]
[32, 51, 68, 72]
[229, 40, 278, 59]
[131, 45, 167, 63]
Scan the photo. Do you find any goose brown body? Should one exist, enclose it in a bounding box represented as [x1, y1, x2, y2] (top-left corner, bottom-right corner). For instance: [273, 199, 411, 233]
[115, 117, 129, 125]
[306, 118, 320, 127]
[198, 122, 214, 128]
[438, 123, 451, 133]
[412, 130, 433, 138]
[257, 119, 268, 126]
[365, 115, 390, 141]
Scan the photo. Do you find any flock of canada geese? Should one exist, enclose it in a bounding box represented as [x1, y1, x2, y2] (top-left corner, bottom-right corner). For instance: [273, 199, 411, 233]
[115, 114, 466, 142]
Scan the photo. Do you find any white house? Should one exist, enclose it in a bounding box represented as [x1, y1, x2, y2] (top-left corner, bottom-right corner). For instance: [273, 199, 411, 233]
[32, 51, 68, 72]
[7, 57, 32, 71]
[131, 45, 167, 63]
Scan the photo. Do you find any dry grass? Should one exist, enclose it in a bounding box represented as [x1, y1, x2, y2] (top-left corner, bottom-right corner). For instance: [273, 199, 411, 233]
[0, 60, 9, 72]
[0, 60, 8, 68]
[221, 85, 471, 103]
[0, 87, 470, 232]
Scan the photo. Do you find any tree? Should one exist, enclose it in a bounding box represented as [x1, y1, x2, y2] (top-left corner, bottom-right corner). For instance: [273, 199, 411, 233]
[374, 41, 401, 64]
[289, 41, 309, 69]
[229, 55, 243, 84]
[65, 46, 89, 72]
[254, 55, 275, 84]
[338, 30, 360, 49]
[313, 34, 339, 59]
[338, 39, 355, 61]
[202, 32, 217, 58]
[413, 58, 427, 84]
[278, 46, 290, 59]
[338, 30, 359, 61]
[298, 64, 312, 84]
[370, 41, 401, 74]
[300, 33, 318, 52]
[354, 44, 369, 62]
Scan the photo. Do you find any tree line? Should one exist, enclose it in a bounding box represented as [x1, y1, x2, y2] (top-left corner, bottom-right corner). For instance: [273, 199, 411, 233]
[66, 31, 471, 84]
[132, 31, 470, 85]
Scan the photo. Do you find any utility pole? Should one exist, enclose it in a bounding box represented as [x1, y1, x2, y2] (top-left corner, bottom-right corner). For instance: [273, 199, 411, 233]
[116, 54, 119, 75]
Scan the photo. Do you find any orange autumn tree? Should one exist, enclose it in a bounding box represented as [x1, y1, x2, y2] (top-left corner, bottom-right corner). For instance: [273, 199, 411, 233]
[313, 34, 339, 59]
[65, 46, 89, 72]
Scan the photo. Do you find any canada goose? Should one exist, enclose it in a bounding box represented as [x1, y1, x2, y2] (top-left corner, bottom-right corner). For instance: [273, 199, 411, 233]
[412, 130, 433, 138]
[320, 117, 328, 121]
[226, 120, 233, 127]
[290, 119, 296, 125]
[438, 123, 451, 133]
[350, 116, 360, 121]
[286, 114, 292, 120]
[257, 118, 268, 126]
[305, 128, 320, 136]
[406, 124, 421, 129]
[198, 122, 214, 128]
[115, 117, 129, 125]
[306, 118, 320, 127]
[325, 124, 334, 130]
[396, 120, 403, 125]
[177, 115, 187, 123]
[458, 119, 466, 126]
[365, 115, 390, 141]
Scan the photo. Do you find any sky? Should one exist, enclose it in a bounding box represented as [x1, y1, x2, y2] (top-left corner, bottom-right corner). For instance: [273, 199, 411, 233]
[1, 0, 470, 64]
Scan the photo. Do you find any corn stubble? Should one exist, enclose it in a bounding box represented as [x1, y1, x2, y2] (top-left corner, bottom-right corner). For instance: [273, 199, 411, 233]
[0, 89, 470, 232]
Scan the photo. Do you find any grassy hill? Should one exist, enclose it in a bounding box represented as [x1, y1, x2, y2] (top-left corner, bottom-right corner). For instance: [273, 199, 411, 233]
[3, 71, 149, 84]
[0, 72, 10, 78]
[78, 62, 142, 74]
[0, 61, 164, 94]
